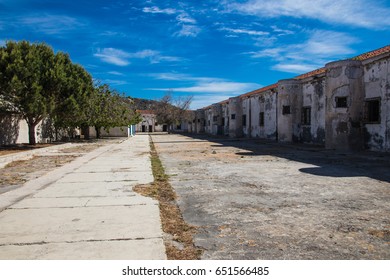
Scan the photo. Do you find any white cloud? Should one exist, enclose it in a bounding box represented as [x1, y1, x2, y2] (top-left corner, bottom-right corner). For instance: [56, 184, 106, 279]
[94, 48, 132, 66]
[142, 6, 177, 15]
[19, 14, 85, 35]
[94, 48, 182, 66]
[248, 30, 358, 74]
[142, 5, 201, 37]
[147, 73, 260, 95]
[272, 63, 320, 74]
[176, 13, 196, 24]
[220, 27, 269, 36]
[168, 81, 260, 93]
[175, 24, 201, 37]
[103, 79, 128, 86]
[226, 0, 390, 29]
[108, 71, 125, 76]
[190, 94, 235, 110]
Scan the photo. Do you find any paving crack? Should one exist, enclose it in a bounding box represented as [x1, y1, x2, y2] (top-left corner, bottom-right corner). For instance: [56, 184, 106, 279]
[0, 237, 162, 247]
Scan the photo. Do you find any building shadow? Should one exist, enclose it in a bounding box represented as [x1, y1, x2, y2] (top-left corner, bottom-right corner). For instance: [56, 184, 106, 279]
[159, 132, 390, 183]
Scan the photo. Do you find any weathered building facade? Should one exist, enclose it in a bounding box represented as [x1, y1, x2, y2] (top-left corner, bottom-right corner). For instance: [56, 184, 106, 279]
[190, 45, 390, 152]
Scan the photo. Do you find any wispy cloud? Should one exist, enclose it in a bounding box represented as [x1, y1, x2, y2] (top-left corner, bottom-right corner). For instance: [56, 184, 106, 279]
[108, 71, 125, 76]
[94, 48, 182, 66]
[146, 73, 260, 96]
[226, 0, 390, 29]
[191, 94, 236, 109]
[175, 24, 201, 37]
[18, 14, 85, 35]
[102, 79, 128, 86]
[247, 30, 358, 73]
[176, 12, 196, 24]
[142, 5, 201, 37]
[219, 27, 269, 36]
[142, 6, 177, 15]
[94, 48, 131, 66]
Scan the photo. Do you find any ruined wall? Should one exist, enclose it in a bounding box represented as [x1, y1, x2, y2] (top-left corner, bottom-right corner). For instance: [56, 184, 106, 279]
[325, 60, 365, 151]
[362, 56, 390, 152]
[228, 97, 243, 138]
[300, 76, 326, 144]
[241, 98, 250, 137]
[211, 103, 223, 135]
[222, 103, 229, 136]
[277, 79, 302, 142]
[248, 91, 277, 139]
[195, 109, 205, 133]
[205, 108, 212, 134]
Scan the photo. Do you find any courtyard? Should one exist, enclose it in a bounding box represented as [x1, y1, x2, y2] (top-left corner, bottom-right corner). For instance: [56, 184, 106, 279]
[151, 133, 390, 259]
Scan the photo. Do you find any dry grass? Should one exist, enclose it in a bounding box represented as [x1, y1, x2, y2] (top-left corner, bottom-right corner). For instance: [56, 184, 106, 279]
[0, 144, 56, 156]
[133, 137, 202, 260]
[0, 155, 77, 188]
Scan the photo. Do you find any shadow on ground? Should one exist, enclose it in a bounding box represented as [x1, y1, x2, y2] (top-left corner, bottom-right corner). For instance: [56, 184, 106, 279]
[154, 133, 390, 183]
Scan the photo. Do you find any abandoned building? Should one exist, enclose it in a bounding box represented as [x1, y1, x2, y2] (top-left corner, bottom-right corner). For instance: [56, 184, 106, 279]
[135, 110, 167, 133]
[187, 45, 390, 152]
[1, 45, 389, 152]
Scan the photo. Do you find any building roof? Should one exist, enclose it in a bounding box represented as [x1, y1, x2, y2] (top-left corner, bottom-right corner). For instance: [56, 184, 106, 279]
[352, 45, 390, 61]
[294, 45, 390, 80]
[240, 83, 278, 99]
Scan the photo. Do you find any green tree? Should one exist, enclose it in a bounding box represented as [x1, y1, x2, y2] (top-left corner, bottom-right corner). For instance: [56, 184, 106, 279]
[51, 52, 94, 136]
[0, 41, 58, 144]
[87, 84, 141, 138]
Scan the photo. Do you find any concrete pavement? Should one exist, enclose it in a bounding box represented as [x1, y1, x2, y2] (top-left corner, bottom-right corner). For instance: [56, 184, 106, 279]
[0, 135, 166, 259]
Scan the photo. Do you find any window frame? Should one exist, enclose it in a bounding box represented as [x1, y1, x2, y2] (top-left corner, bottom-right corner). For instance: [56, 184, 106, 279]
[364, 98, 381, 124]
[259, 112, 264, 127]
[335, 96, 348, 108]
[302, 106, 311, 126]
[282, 105, 291, 115]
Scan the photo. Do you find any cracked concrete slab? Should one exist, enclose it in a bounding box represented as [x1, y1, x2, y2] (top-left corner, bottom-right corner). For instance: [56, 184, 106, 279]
[0, 239, 166, 260]
[0, 205, 162, 244]
[33, 182, 135, 198]
[0, 135, 166, 259]
[9, 196, 155, 208]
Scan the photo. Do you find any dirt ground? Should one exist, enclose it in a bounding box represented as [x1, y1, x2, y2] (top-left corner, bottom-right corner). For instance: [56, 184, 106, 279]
[151, 133, 390, 260]
[0, 139, 121, 195]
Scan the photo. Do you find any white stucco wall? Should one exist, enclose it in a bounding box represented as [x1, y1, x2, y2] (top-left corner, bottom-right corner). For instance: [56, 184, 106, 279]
[363, 56, 390, 151]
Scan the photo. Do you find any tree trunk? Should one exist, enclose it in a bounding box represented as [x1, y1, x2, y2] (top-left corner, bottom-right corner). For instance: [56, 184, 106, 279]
[95, 126, 101, 139]
[82, 125, 90, 140]
[28, 123, 36, 145]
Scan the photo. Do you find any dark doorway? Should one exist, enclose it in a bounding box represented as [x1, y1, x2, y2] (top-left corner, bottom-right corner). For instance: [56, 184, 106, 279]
[163, 125, 168, 132]
[142, 125, 146, 132]
[149, 125, 153, 132]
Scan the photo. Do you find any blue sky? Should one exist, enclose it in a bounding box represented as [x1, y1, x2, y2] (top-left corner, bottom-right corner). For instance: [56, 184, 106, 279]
[1, 0, 389, 109]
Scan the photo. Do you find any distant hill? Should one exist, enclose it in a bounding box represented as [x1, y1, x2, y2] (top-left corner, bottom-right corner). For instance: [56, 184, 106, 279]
[132, 98, 160, 110]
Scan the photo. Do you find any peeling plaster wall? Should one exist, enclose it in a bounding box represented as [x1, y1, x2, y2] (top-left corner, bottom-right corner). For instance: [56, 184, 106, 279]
[222, 103, 229, 136]
[242, 98, 250, 137]
[363, 57, 390, 151]
[211, 103, 223, 135]
[277, 79, 302, 143]
[248, 91, 277, 140]
[325, 60, 365, 151]
[228, 97, 243, 138]
[195, 109, 205, 133]
[205, 108, 212, 134]
[301, 76, 326, 144]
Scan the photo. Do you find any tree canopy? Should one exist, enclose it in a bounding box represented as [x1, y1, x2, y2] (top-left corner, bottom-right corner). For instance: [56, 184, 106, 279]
[86, 83, 141, 138]
[0, 40, 140, 144]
